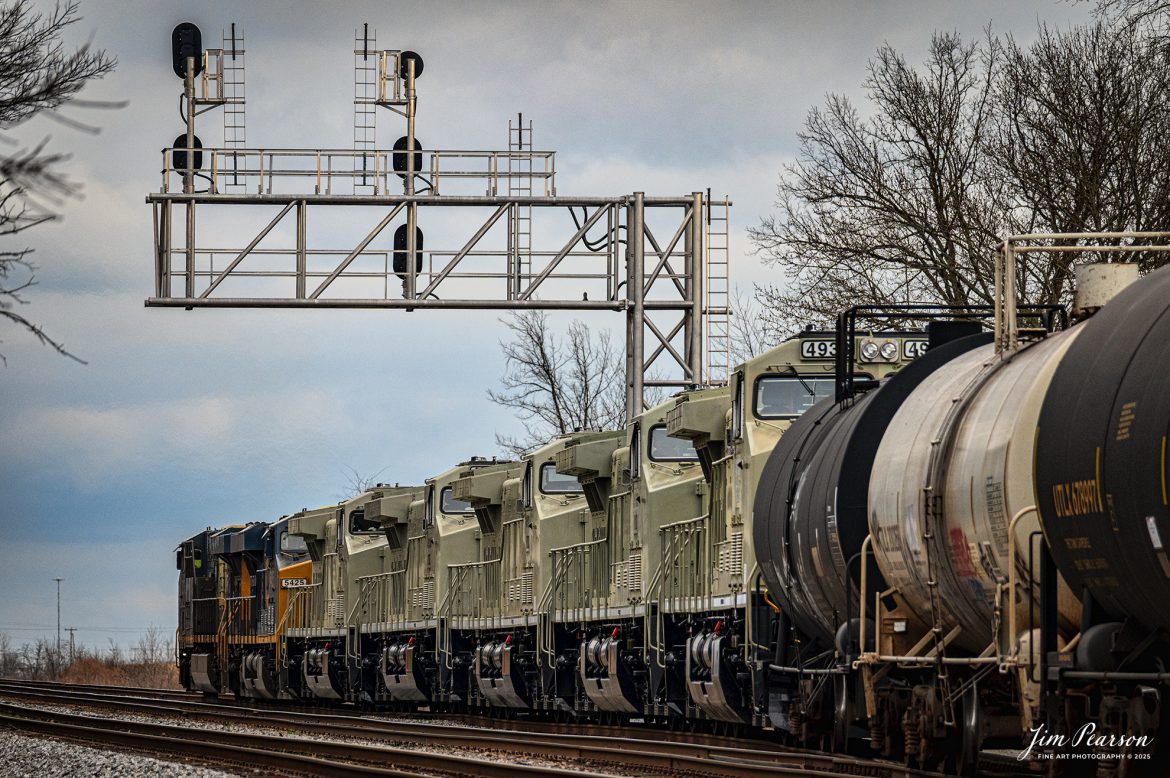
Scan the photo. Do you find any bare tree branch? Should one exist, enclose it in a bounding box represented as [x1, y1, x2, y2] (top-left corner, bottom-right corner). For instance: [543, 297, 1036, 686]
[752, 12, 1170, 336]
[489, 311, 661, 456]
[0, 0, 116, 365]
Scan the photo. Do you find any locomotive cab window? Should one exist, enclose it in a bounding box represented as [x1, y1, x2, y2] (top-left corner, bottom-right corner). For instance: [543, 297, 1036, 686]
[280, 531, 307, 555]
[754, 374, 843, 420]
[348, 507, 380, 534]
[522, 462, 534, 508]
[731, 372, 745, 441]
[440, 486, 473, 516]
[539, 462, 583, 494]
[629, 423, 641, 480]
[648, 424, 699, 462]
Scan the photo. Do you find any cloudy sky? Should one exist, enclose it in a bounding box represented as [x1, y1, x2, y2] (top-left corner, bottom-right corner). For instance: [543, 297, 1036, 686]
[0, 0, 1092, 652]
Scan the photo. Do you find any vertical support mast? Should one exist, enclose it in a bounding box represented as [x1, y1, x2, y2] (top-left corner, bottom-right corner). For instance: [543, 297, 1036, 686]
[686, 191, 704, 386]
[184, 55, 196, 299]
[626, 192, 646, 419]
[404, 55, 418, 303]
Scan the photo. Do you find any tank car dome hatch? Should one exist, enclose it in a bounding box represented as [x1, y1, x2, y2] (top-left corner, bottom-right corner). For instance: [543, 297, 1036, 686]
[1072, 262, 1138, 320]
[753, 330, 991, 647]
[1037, 262, 1170, 633]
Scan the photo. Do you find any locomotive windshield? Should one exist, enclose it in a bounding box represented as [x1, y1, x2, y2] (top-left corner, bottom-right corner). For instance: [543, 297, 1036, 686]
[280, 531, 307, 555]
[440, 486, 474, 515]
[754, 374, 836, 419]
[648, 424, 699, 462]
[539, 462, 583, 494]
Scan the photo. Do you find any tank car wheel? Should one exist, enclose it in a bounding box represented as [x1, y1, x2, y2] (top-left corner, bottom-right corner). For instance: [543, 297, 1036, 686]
[954, 683, 983, 777]
[829, 673, 853, 754]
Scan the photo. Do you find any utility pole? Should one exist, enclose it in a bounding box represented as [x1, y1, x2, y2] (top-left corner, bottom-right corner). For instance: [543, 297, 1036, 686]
[53, 578, 63, 659]
[66, 628, 77, 664]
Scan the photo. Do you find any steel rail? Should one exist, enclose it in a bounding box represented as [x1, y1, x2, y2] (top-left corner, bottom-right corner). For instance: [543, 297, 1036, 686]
[0, 701, 609, 778]
[0, 681, 946, 778]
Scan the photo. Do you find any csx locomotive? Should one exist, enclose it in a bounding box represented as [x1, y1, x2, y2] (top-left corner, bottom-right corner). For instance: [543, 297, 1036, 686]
[178, 255, 1169, 776]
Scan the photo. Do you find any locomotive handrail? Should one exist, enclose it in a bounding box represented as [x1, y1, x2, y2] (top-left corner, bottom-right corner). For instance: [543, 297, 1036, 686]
[647, 513, 709, 664]
[539, 538, 607, 665]
[275, 581, 319, 634]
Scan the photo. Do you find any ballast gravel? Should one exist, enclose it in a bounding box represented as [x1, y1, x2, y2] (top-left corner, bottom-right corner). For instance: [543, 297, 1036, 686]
[2, 700, 642, 777]
[0, 730, 242, 777]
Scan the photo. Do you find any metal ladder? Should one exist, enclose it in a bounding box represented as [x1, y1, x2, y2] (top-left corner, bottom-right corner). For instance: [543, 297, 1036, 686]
[353, 26, 377, 194]
[509, 114, 533, 294]
[221, 25, 246, 190]
[704, 198, 731, 384]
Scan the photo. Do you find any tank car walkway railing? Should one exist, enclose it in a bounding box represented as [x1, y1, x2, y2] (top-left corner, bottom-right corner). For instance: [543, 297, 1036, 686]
[159, 146, 556, 198]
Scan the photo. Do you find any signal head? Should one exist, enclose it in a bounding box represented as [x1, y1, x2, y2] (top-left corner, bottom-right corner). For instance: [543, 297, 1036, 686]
[171, 133, 204, 171]
[171, 23, 204, 79]
[399, 50, 424, 79]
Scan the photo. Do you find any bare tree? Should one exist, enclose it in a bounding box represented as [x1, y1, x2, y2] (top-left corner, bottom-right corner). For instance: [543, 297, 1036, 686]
[729, 286, 779, 366]
[1, 0, 115, 364]
[0, 632, 16, 677]
[752, 9, 1170, 336]
[996, 19, 1170, 293]
[750, 32, 1008, 335]
[1095, 0, 1170, 29]
[489, 311, 657, 456]
[336, 465, 389, 500]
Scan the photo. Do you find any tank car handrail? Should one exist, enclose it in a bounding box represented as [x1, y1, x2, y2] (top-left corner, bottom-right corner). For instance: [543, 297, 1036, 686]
[1003, 230, 1170, 243]
[997, 505, 1038, 671]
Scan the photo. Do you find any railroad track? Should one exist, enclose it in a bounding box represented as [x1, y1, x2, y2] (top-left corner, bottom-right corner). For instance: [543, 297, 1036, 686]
[0, 680, 1017, 777]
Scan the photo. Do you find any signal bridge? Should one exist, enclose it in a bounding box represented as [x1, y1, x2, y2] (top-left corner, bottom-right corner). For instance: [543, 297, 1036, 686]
[148, 23, 731, 418]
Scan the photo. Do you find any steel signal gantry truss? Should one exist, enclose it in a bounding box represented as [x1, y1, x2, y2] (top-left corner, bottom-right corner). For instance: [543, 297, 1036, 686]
[148, 176, 730, 418]
[150, 31, 730, 419]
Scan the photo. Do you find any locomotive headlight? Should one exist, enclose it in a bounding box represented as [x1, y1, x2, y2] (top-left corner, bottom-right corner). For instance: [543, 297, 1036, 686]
[859, 340, 880, 362]
[879, 341, 898, 362]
